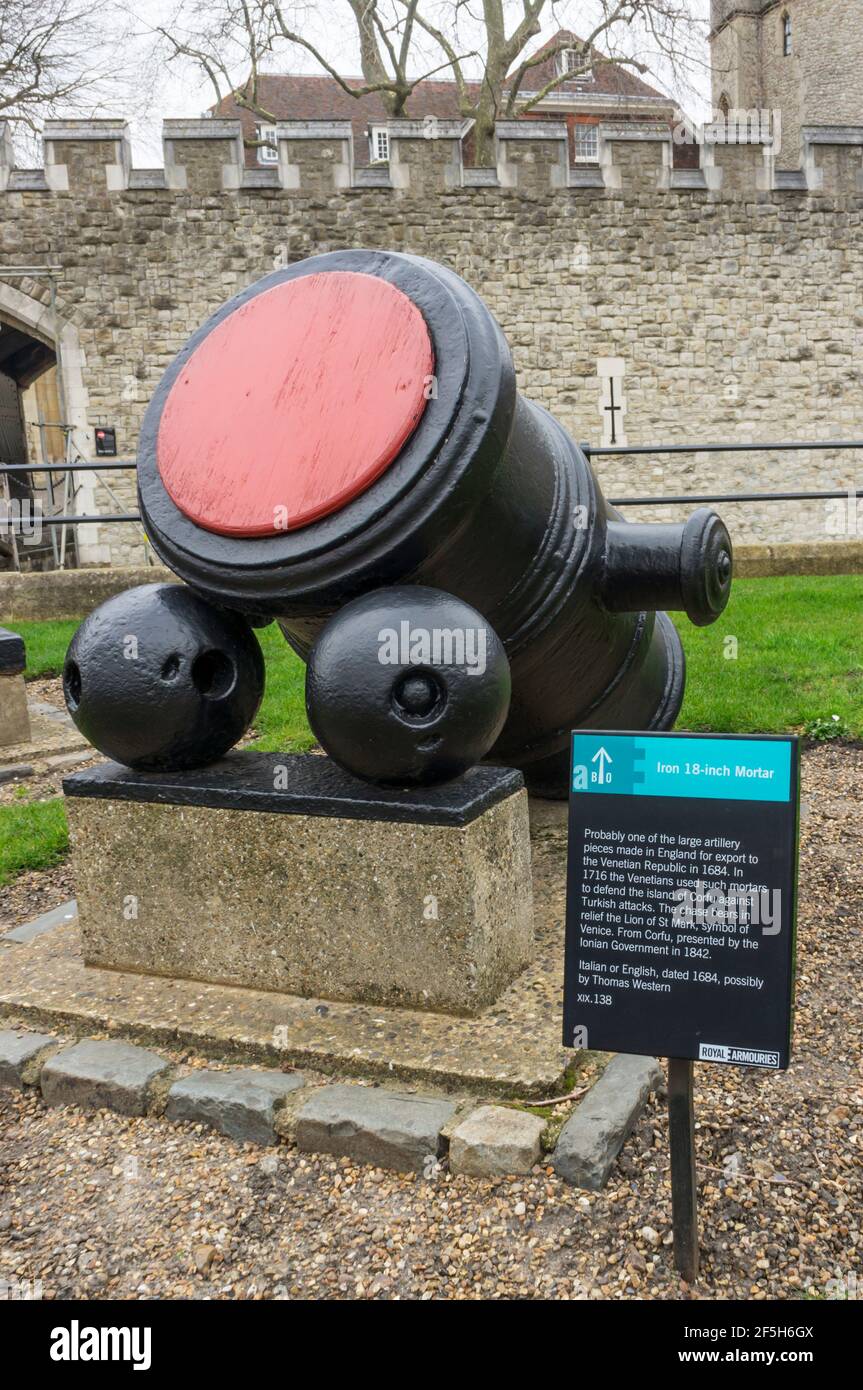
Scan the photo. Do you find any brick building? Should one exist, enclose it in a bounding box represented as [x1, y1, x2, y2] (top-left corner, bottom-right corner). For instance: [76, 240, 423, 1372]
[214, 30, 684, 171]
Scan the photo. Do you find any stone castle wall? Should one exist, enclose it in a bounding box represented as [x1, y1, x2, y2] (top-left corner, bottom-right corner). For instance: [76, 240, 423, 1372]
[763, 0, 863, 168]
[1, 116, 862, 567]
[711, 0, 863, 169]
[711, 12, 762, 114]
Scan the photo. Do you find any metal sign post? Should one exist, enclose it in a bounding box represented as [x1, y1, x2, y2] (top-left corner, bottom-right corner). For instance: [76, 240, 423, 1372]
[563, 729, 800, 1286]
[667, 1057, 698, 1282]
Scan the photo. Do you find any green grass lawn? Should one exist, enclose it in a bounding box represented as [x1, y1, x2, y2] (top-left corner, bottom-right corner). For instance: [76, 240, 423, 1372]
[251, 623, 316, 752]
[0, 797, 68, 887]
[9, 618, 80, 680]
[2, 575, 860, 887]
[673, 575, 863, 739]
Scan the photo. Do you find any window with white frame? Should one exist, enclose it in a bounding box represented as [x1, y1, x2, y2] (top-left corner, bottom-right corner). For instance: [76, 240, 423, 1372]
[370, 126, 389, 163]
[573, 123, 599, 163]
[782, 12, 792, 56]
[556, 48, 592, 82]
[255, 124, 278, 164]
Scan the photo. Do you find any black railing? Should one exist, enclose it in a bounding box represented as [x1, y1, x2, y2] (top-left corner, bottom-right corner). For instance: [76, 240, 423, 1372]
[1, 440, 861, 530]
[582, 440, 863, 507]
[0, 460, 138, 528]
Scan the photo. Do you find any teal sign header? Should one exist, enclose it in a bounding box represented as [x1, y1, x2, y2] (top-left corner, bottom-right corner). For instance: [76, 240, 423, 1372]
[571, 733, 793, 803]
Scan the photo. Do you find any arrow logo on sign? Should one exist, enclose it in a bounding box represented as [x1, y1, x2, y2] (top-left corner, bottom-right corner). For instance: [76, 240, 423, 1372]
[592, 746, 613, 784]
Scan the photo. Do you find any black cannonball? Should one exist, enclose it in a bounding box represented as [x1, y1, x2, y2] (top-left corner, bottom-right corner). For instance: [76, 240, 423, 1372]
[63, 583, 265, 771]
[305, 586, 511, 787]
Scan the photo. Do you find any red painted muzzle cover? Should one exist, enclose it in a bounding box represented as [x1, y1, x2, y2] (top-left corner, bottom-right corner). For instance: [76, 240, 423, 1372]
[156, 270, 434, 536]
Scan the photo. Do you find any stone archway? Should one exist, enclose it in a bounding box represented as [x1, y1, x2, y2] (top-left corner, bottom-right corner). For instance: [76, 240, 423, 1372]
[0, 278, 102, 563]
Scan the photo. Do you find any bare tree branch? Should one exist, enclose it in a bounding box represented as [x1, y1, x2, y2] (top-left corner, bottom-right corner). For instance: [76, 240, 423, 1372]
[505, 3, 655, 116]
[150, 1, 705, 164]
[0, 0, 156, 146]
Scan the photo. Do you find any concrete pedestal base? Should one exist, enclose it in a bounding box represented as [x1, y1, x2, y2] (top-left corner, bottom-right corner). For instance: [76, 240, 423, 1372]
[0, 628, 30, 748]
[0, 673, 30, 748]
[64, 753, 534, 1016]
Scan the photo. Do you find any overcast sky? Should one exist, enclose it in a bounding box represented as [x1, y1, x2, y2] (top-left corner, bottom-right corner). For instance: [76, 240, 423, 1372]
[115, 1, 713, 163]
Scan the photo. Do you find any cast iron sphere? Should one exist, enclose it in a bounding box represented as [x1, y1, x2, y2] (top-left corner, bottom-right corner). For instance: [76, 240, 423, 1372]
[305, 586, 512, 788]
[62, 583, 265, 771]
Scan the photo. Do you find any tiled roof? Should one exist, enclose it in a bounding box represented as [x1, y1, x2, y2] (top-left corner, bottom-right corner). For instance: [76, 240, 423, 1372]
[516, 29, 670, 100]
[213, 30, 672, 165]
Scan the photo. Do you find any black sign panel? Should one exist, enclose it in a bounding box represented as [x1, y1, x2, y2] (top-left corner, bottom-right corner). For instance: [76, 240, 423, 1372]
[564, 731, 799, 1068]
[94, 427, 117, 456]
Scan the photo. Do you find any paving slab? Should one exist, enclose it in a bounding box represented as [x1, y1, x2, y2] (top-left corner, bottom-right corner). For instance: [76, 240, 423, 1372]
[27, 700, 77, 727]
[0, 697, 89, 767]
[0, 764, 34, 784]
[0, 1029, 59, 1089]
[552, 1054, 664, 1190]
[40, 1039, 170, 1117]
[296, 1084, 458, 1172]
[43, 751, 94, 773]
[0, 799, 577, 1097]
[166, 1067, 307, 1145]
[449, 1104, 546, 1177]
[3, 900, 77, 944]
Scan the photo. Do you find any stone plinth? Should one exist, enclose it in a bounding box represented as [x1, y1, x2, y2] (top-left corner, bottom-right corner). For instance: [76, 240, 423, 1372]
[0, 627, 30, 748]
[64, 753, 533, 1016]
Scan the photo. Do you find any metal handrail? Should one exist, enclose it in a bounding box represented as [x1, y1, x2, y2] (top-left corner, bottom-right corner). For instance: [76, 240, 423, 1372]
[585, 440, 863, 457]
[591, 440, 862, 505]
[1, 439, 860, 531]
[607, 489, 863, 507]
[0, 461, 135, 473]
[4, 514, 141, 525]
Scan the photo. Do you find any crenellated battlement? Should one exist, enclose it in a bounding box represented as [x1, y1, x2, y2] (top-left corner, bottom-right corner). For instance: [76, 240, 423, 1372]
[1, 107, 861, 573]
[2, 117, 862, 197]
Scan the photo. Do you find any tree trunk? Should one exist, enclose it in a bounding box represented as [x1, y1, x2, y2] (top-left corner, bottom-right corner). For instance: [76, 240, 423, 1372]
[473, 79, 503, 166]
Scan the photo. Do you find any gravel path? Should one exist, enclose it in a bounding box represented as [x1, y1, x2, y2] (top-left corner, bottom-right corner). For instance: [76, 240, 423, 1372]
[0, 744, 860, 1301]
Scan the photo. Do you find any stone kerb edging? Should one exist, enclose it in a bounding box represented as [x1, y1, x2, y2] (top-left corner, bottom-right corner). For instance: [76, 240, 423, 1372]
[0, 1026, 662, 1186]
